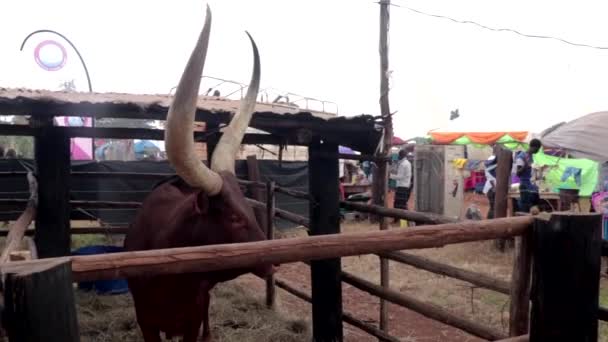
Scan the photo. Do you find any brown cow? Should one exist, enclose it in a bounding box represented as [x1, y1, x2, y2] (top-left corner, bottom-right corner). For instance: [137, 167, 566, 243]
[124, 5, 274, 342]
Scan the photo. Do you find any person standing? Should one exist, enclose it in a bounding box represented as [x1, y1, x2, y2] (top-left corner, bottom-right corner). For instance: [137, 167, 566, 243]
[390, 149, 412, 211]
[484, 146, 498, 219]
[516, 139, 542, 213]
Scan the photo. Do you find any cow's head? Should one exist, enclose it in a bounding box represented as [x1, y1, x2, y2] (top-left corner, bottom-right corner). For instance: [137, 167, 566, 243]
[164, 5, 273, 277]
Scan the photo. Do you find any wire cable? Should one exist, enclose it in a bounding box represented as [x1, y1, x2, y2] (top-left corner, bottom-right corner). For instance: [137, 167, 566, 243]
[388, 1, 608, 50]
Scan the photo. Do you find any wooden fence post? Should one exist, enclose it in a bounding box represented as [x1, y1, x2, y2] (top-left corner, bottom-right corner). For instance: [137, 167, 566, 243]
[33, 118, 71, 258]
[247, 155, 268, 231]
[265, 181, 276, 309]
[529, 212, 602, 341]
[494, 147, 513, 251]
[3, 259, 79, 341]
[309, 140, 343, 342]
[204, 122, 219, 161]
[508, 224, 533, 336]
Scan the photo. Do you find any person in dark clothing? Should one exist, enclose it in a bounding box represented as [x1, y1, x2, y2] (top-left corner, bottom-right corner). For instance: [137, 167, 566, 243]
[516, 139, 542, 213]
[0, 145, 4, 158]
[390, 150, 412, 210]
[484, 146, 498, 219]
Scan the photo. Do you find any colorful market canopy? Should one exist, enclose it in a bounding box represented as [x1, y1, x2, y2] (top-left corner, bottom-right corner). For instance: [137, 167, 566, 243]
[428, 131, 529, 149]
[532, 149, 598, 196]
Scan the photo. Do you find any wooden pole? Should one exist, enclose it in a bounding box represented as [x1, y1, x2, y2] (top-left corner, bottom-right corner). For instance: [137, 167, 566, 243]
[205, 122, 219, 161]
[508, 226, 533, 336]
[34, 118, 72, 258]
[3, 259, 79, 341]
[341, 201, 458, 225]
[0, 227, 129, 236]
[1, 216, 533, 283]
[308, 140, 343, 342]
[247, 155, 268, 232]
[379, 251, 510, 294]
[378, 0, 393, 335]
[246, 198, 310, 228]
[341, 271, 507, 340]
[494, 147, 513, 251]
[529, 212, 602, 341]
[265, 181, 276, 309]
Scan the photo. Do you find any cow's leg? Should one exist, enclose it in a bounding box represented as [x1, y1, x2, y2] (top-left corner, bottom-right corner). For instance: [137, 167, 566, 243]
[197, 282, 213, 341]
[201, 292, 211, 341]
[140, 326, 161, 342]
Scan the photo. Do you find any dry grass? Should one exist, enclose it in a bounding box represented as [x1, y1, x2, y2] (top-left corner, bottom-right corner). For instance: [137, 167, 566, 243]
[76, 281, 310, 342]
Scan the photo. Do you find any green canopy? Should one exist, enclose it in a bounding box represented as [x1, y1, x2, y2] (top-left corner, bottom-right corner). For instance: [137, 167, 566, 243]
[532, 150, 598, 196]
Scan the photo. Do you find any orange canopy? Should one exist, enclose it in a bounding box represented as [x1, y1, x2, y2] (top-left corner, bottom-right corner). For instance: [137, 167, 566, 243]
[428, 131, 529, 145]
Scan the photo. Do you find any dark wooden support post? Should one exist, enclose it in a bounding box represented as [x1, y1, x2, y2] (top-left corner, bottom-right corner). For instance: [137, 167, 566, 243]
[205, 122, 219, 161]
[377, 0, 393, 334]
[34, 118, 71, 258]
[529, 213, 602, 342]
[494, 147, 513, 251]
[509, 225, 533, 336]
[4, 259, 80, 341]
[265, 181, 276, 309]
[247, 155, 268, 230]
[309, 140, 343, 342]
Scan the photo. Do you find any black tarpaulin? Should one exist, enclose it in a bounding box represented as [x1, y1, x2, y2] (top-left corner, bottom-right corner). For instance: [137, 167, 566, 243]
[0, 159, 309, 231]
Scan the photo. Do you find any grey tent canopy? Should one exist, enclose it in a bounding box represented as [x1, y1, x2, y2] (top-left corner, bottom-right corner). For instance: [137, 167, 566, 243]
[541, 111, 608, 162]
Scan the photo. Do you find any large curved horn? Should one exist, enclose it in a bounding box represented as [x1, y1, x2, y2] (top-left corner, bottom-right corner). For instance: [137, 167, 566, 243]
[210, 32, 261, 174]
[165, 5, 223, 195]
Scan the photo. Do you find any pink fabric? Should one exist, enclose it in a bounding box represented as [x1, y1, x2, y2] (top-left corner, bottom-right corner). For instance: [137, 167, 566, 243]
[55, 116, 93, 160]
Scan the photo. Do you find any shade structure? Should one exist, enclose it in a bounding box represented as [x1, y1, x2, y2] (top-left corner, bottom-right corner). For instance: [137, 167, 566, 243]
[541, 111, 608, 162]
[428, 131, 529, 149]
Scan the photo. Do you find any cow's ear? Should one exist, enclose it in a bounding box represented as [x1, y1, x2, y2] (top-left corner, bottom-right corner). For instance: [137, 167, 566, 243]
[194, 191, 209, 215]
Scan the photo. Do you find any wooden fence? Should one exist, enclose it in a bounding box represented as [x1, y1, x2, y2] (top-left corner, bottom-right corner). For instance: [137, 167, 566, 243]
[0, 170, 604, 341]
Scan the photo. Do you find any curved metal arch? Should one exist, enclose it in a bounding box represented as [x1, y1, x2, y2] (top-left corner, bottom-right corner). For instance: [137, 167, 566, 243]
[20, 29, 93, 92]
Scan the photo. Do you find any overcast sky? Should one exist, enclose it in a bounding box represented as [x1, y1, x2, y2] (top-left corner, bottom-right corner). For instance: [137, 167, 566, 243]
[2, 0, 608, 139]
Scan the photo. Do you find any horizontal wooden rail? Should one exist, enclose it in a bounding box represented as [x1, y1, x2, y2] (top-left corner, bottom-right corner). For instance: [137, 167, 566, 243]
[341, 271, 506, 340]
[0, 199, 142, 209]
[1, 197, 309, 228]
[274, 278, 400, 342]
[238, 179, 312, 201]
[71, 200, 141, 209]
[340, 201, 459, 225]
[246, 198, 310, 228]
[0, 216, 533, 283]
[0, 227, 129, 237]
[72, 171, 171, 179]
[495, 335, 529, 342]
[0, 124, 294, 146]
[274, 186, 312, 201]
[378, 251, 511, 295]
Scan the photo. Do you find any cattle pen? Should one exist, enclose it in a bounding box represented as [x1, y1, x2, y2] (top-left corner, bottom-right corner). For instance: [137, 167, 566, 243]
[0, 88, 604, 342]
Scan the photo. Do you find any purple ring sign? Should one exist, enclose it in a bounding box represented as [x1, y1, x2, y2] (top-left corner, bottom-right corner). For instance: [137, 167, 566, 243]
[34, 40, 67, 71]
